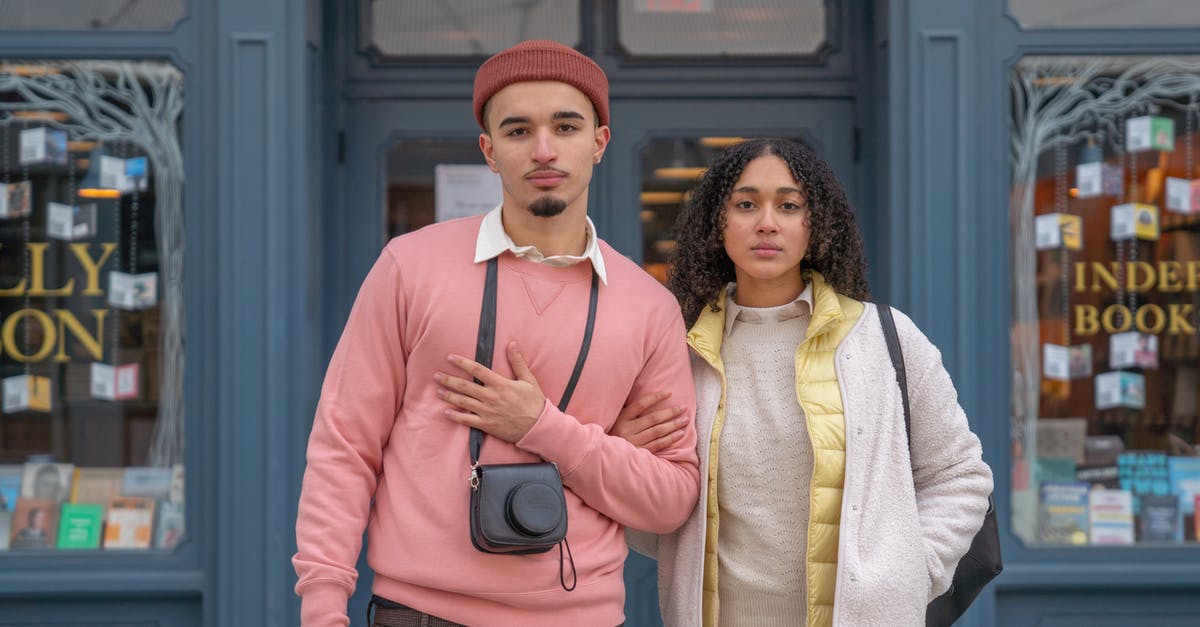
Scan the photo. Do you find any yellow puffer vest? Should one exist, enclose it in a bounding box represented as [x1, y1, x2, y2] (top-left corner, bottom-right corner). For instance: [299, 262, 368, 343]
[687, 272, 864, 627]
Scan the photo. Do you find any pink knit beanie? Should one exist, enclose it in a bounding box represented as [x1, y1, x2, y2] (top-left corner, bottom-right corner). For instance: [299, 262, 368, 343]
[473, 40, 610, 130]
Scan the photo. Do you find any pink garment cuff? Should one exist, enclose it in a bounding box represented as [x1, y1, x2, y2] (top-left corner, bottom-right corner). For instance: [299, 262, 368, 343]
[516, 398, 594, 475]
[299, 581, 352, 627]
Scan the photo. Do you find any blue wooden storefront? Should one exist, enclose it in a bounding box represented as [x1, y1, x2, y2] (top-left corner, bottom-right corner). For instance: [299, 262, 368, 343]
[1, 1, 1199, 625]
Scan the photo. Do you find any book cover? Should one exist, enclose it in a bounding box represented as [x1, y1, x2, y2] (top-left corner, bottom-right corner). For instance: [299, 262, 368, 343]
[1085, 435, 1125, 466]
[1168, 456, 1200, 516]
[121, 467, 173, 500]
[1117, 451, 1171, 512]
[1036, 418, 1088, 463]
[1089, 489, 1134, 545]
[0, 465, 21, 512]
[103, 496, 155, 549]
[21, 462, 76, 503]
[169, 464, 184, 504]
[1076, 464, 1120, 489]
[1138, 493, 1182, 543]
[9, 497, 59, 549]
[1038, 481, 1089, 545]
[1035, 457, 1078, 485]
[155, 501, 184, 549]
[70, 467, 125, 507]
[0, 510, 10, 549]
[57, 503, 104, 549]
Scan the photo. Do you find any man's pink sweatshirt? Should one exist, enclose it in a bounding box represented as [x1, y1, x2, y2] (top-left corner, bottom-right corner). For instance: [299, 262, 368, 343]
[293, 216, 700, 627]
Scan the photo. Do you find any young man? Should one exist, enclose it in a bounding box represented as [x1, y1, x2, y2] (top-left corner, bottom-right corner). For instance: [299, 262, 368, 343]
[293, 40, 700, 627]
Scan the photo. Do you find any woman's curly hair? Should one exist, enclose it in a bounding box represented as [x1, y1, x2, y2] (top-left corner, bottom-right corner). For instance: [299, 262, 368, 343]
[667, 137, 870, 326]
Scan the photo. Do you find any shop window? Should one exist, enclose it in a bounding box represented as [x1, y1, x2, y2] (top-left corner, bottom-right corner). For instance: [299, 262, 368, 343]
[367, 0, 580, 57]
[0, 1, 184, 31]
[1009, 0, 1200, 29]
[1011, 56, 1200, 547]
[0, 60, 184, 552]
[618, 0, 825, 56]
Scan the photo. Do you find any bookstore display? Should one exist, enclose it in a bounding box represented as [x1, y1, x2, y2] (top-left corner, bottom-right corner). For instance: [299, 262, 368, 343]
[1012, 57, 1200, 546]
[0, 61, 185, 553]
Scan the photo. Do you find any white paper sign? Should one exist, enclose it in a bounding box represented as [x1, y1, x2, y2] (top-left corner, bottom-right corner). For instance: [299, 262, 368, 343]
[434, 165, 502, 222]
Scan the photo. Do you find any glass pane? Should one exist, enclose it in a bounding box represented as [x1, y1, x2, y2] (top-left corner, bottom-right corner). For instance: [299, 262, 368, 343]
[0, 0, 184, 30]
[1011, 56, 1200, 547]
[0, 60, 185, 552]
[620, 0, 824, 56]
[369, 0, 580, 57]
[1010, 0, 1200, 29]
[386, 138, 499, 238]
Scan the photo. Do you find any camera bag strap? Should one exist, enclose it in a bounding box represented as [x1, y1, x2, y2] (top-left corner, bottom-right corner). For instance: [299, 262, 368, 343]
[468, 256, 598, 591]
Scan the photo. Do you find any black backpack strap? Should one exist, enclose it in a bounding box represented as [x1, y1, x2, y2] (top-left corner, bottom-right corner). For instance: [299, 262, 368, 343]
[878, 303, 912, 453]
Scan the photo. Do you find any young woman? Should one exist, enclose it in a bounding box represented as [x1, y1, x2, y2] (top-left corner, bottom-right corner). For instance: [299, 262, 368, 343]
[618, 138, 993, 626]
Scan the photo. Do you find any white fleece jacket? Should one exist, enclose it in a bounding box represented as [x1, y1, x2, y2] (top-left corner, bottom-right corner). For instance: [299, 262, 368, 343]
[629, 302, 994, 626]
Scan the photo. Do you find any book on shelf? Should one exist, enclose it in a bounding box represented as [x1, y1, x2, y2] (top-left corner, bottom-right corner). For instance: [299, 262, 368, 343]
[9, 497, 60, 550]
[57, 503, 105, 549]
[1038, 481, 1089, 545]
[20, 462, 75, 503]
[70, 467, 125, 508]
[1089, 489, 1135, 545]
[0, 465, 21, 513]
[1138, 493, 1183, 543]
[1035, 457, 1078, 485]
[103, 496, 155, 549]
[0, 510, 10, 550]
[121, 467, 174, 500]
[1036, 418, 1087, 463]
[1117, 450, 1170, 512]
[156, 501, 184, 549]
[1168, 456, 1200, 517]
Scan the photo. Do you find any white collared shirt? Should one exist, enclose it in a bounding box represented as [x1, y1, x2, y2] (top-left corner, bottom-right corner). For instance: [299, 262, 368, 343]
[473, 205, 608, 284]
[723, 281, 814, 337]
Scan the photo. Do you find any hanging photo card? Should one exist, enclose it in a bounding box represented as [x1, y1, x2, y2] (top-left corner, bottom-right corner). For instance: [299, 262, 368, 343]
[1109, 331, 1158, 369]
[17, 127, 68, 166]
[1075, 161, 1124, 198]
[1035, 213, 1083, 250]
[98, 155, 150, 194]
[1109, 203, 1160, 242]
[1165, 177, 1200, 215]
[46, 202, 97, 241]
[2, 374, 51, 413]
[1044, 344, 1092, 380]
[1126, 115, 1175, 152]
[1089, 488, 1135, 545]
[90, 362, 140, 401]
[1043, 343, 1070, 380]
[107, 271, 158, 310]
[1094, 370, 1145, 410]
[0, 181, 32, 219]
[1068, 344, 1093, 378]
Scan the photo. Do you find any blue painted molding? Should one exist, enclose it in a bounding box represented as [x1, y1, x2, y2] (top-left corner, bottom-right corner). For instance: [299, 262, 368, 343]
[214, 0, 320, 625]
